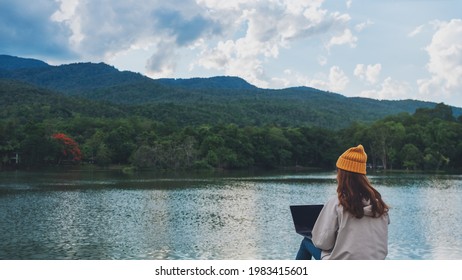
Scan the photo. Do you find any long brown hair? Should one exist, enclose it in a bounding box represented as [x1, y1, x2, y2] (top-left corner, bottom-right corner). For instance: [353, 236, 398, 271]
[337, 169, 389, 218]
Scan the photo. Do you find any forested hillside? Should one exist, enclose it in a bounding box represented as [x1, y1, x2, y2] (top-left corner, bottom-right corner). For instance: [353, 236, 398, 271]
[1, 54, 462, 172]
[2, 54, 460, 129]
[0, 54, 49, 70]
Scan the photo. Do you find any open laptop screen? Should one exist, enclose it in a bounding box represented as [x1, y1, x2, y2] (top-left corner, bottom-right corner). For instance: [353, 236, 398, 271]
[290, 204, 323, 238]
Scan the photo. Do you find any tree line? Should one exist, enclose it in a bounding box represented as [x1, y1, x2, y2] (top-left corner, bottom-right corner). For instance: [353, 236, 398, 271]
[1, 103, 462, 172]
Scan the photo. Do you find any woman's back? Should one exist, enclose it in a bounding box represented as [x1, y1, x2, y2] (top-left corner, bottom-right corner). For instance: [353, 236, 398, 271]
[312, 196, 389, 260]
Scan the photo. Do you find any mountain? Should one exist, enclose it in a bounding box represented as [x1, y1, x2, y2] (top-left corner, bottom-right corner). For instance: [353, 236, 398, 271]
[0, 60, 156, 95]
[0, 54, 49, 70]
[156, 76, 258, 90]
[0, 79, 128, 121]
[1, 54, 461, 129]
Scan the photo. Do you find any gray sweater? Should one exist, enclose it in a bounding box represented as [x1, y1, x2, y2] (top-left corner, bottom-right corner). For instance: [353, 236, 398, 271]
[312, 196, 390, 260]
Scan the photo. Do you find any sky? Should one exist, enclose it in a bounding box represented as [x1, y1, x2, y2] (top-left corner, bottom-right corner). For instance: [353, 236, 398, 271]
[1, 0, 462, 107]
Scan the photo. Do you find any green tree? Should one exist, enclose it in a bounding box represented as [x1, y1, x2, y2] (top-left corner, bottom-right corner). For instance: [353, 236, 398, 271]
[81, 130, 107, 163]
[19, 123, 59, 166]
[95, 143, 112, 166]
[365, 121, 405, 170]
[106, 125, 136, 164]
[401, 143, 422, 170]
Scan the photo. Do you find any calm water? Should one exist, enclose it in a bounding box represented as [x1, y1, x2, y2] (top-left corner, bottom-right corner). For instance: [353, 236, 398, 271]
[0, 169, 461, 260]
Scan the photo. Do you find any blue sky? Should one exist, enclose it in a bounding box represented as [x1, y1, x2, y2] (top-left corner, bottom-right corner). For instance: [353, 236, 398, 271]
[1, 0, 462, 107]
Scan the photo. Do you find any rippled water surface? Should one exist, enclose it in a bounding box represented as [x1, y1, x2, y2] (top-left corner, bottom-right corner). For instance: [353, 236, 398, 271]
[1, 169, 461, 260]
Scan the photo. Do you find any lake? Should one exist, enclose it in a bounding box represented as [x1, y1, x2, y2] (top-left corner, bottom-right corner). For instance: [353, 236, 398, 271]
[1, 168, 461, 260]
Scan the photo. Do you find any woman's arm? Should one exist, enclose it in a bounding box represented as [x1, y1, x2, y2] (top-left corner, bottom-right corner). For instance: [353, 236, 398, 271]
[311, 197, 339, 251]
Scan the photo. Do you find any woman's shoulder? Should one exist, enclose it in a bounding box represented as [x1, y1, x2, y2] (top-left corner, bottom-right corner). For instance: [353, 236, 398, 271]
[322, 196, 342, 215]
[324, 196, 339, 206]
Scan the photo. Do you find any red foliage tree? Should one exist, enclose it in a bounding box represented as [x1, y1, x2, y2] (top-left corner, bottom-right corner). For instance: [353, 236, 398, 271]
[51, 133, 82, 163]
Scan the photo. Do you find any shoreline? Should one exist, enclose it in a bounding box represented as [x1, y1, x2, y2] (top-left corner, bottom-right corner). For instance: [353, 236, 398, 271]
[2, 163, 461, 175]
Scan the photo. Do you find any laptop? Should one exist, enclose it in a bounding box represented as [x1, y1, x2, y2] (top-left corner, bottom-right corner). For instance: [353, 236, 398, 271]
[290, 204, 324, 238]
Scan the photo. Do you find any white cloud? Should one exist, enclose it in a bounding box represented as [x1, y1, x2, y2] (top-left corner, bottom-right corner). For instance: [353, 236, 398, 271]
[360, 77, 411, 100]
[317, 55, 328, 66]
[49, 0, 223, 61]
[46, 0, 356, 87]
[194, 0, 353, 87]
[408, 24, 425, 37]
[304, 66, 349, 92]
[355, 19, 373, 32]
[146, 41, 177, 77]
[328, 65, 350, 91]
[326, 28, 357, 50]
[346, 0, 353, 9]
[354, 63, 381, 84]
[273, 65, 349, 93]
[52, 0, 83, 47]
[51, 0, 78, 22]
[417, 19, 462, 103]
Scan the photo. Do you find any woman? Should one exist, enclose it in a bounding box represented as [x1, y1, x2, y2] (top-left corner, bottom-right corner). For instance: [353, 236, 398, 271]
[296, 144, 390, 260]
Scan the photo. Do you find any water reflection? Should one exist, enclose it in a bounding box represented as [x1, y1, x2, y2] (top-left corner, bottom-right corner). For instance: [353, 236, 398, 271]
[370, 174, 462, 260]
[0, 170, 461, 260]
[421, 178, 462, 259]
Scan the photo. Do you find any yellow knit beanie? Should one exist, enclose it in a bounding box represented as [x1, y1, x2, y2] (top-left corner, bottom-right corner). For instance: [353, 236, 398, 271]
[336, 144, 367, 174]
